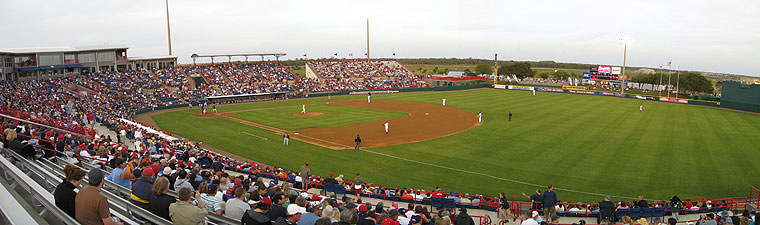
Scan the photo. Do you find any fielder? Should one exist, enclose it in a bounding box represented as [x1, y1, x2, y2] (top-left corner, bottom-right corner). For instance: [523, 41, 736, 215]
[368, 93, 372, 104]
[302, 104, 306, 114]
[212, 105, 217, 113]
[384, 121, 389, 134]
[478, 112, 482, 123]
[202, 108, 207, 115]
[442, 98, 446, 106]
[533, 89, 536, 96]
[283, 132, 290, 146]
[640, 104, 643, 112]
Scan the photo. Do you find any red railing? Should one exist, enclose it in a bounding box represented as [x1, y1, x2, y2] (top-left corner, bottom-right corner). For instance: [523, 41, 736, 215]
[0, 106, 97, 136]
[750, 186, 760, 208]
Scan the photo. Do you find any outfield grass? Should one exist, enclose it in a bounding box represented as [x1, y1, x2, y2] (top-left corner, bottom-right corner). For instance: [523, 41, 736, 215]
[152, 89, 760, 201]
[230, 104, 408, 130]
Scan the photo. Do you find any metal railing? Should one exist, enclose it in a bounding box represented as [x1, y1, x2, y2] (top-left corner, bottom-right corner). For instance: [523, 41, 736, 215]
[0, 177, 39, 225]
[0, 152, 81, 225]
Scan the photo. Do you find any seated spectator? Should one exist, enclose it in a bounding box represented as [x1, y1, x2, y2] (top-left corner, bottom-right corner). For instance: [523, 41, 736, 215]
[275, 204, 306, 225]
[54, 164, 86, 218]
[456, 208, 475, 225]
[200, 182, 223, 215]
[149, 177, 176, 221]
[130, 168, 155, 209]
[226, 187, 252, 220]
[107, 158, 131, 188]
[170, 187, 208, 225]
[243, 202, 273, 225]
[268, 192, 289, 221]
[76, 168, 123, 225]
[298, 201, 324, 225]
[174, 169, 194, 192]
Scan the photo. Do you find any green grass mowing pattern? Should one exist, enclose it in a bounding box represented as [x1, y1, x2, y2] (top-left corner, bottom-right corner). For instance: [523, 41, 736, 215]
[152, 89, 760, 201]
[230, 104, 408, 130]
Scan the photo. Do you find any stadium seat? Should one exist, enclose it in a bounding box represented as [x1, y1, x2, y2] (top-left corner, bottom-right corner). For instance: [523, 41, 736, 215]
[616, 208, 629, 220]
[629, 208, 641, 219]
[641, 207, 654, 219]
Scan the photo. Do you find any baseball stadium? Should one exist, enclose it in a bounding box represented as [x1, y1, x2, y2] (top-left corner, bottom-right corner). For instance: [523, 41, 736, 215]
[1, 1, 759, 225]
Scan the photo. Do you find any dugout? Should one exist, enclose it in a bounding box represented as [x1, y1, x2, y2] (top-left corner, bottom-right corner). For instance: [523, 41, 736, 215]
[205, 92, 290, 104]
[721, 81, 760, 113]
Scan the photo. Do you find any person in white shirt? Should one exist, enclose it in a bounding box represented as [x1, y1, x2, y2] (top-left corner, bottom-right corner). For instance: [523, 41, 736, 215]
[520, 211, 540, 225]
[533, 89, 536, 96]
[442, 98, 446, 106]
[478, 112, 482, 123]
[384, 121, 389, 135]
[368, 93, 372, 104]
[302, 104, 306, 114]
[640, 104, 643, 112]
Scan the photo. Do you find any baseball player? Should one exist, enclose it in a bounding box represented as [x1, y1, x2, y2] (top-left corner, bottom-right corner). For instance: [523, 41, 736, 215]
[368, 93, 372, 104]
[212, 105, 217, 113]
[283, 132, 290, 146]
[302, 104, 306, 114]
[478, 112, 482, 123]
[509, 111, 512, 121]
[384, 121, 389, 134]
[640, 104, 643, 112]
[442, 98, 446, 106]
[533, 89, 536, 96]
[202, 108, 207, 115]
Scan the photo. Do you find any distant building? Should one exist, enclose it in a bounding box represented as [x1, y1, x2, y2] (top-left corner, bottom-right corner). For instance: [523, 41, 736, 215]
[447, 71, 466, 77]
[636, 68, 656, 74]
[0, 44, 176, 81]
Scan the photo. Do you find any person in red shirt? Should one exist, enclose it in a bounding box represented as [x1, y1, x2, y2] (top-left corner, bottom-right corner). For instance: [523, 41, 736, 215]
[432, 187, 444, 198]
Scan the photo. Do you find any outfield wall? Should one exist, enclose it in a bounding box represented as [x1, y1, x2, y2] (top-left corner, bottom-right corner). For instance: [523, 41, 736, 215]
[721, 81, 760, 113]
[496, 85, 723, 108]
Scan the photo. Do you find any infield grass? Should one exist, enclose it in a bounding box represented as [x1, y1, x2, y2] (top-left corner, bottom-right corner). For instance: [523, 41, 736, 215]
[230, 104, 407, 130]
[151, 89, 760, 201]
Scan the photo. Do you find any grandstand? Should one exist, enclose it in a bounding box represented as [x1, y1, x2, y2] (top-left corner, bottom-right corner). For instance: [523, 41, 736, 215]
[1, 45, 759, 225]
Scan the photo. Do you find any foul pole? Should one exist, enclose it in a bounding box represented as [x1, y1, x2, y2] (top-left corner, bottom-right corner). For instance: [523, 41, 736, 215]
[620, 43, 627, 94]
[493, 53, 498, 84]
[166, 0, 173, 55]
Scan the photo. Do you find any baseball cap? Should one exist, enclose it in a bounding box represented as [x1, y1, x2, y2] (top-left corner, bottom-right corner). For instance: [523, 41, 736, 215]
[382, 218, 400, 225]
[142, 168, 155, 177]
[87, 168, 105, 185]
[389, 209, 399, 217]
[410, 215, 422, 224]
[532, 211, 539, 218]
[359, 205, 369, 213]
[163, 167, 172, 175]
[309, 201, 325, 211]
[287, 204, 306, 215]
[260, 197, 272, 205]
[234, 178, 242, 185]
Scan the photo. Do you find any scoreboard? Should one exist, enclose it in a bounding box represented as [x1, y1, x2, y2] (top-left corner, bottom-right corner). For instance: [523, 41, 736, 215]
[582, 65, 627, 82]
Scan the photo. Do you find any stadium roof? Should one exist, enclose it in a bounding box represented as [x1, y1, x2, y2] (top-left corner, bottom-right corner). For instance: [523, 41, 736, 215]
[190, 52, 286, 58]
[128, 56, 178, 61]
[0, 44, 129, 54]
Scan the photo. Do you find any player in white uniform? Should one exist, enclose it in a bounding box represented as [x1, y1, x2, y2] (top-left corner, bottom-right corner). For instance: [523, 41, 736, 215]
[478, 112, 482, 123]
[283, 132, 290, 146]
[640, 104, 643, 112]
[203, 108, 207, 114]
[302, 104, 306, 114]
[212, 105, 217, 113]
[368, 93, 372, 104]
[384, 121, 389, 135]
[442, 98, 446, 106]
[533, 89, 536, 96]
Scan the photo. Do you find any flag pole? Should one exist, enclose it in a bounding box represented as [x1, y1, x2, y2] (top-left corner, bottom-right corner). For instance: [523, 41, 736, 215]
[658, 65, 663, 97]
[667, 62, 672, 98]
[675, 65, 681, 99]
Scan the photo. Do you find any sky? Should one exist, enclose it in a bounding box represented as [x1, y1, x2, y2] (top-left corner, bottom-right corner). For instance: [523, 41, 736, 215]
[1, 0, 758, 76]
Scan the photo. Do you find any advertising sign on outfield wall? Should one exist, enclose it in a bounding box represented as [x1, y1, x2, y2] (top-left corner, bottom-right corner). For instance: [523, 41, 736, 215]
[598, 66, 612, 73]
[659, 97, 689, 104]
[494, 84, 507, 89]
[568, 90, 596, 95]
[508, 85, 534, 91]
[612, 67, 622, 75]
[536, 88, 564, 93]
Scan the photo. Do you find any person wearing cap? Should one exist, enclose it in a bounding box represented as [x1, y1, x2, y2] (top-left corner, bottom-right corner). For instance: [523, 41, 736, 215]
[130, 167, 155, 209]
[107, 158, 132, 188]
[169, 187, 208, 225]
[520, 211, 540, 225]
[226, 187, 252, 220]
[243, 202, 273, 225]
[298, 202, 324, 225]
[201, 183, 223, 215]
[276, 204, 307, 225]
[354, 134, 362, 150]
[76, 168, 124, 225]
[356, 204, 370, 225]
[455, 208, 475, 225]
[409, 215, 423, 225]
[599, 196, 615, 224]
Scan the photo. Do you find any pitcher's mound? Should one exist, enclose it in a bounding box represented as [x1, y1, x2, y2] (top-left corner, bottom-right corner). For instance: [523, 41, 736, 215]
[293, 112, 324, 117]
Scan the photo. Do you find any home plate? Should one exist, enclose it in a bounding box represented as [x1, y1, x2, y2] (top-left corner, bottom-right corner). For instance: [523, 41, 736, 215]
[295, 133, 300, 135]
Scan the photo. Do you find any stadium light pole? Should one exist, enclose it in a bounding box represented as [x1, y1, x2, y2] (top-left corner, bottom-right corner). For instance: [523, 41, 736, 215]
[658, 65, 663, 97]
[165, 0, 173, 55]
[366, 18, 370, 63]
[667, 63, 672, 98]
[619, 39, 629, 94]
[493, 53, 498, 85]
[675, 65, 681, 99]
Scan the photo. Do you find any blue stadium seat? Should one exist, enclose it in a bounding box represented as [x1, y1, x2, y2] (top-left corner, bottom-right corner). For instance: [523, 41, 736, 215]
[629, 208, 641, 219]
[641, 207, 654, 219]
[442, 198, 457, 209]
[616, 208, 630, 220]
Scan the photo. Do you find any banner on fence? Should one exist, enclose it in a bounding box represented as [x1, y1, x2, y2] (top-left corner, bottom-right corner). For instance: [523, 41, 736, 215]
[568, 90, 596, 95]
[562, 85, 588, 90]
[659, 97, 689, 104]
[536, 88, 564, 93]
[508, 85, 534, 91]
[494, 84, 507, 89]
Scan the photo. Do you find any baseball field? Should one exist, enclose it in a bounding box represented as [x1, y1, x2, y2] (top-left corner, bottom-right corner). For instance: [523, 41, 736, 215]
[142, 88, 760, 202]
